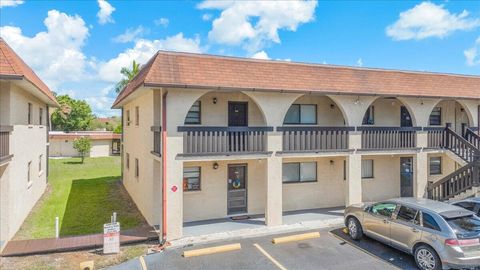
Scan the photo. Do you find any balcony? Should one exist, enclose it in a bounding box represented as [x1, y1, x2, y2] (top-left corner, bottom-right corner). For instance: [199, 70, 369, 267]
[0, 126, 13, 165]
[358, 126, 420, 150]
[178, 126, 273, 156]
[151, 126, 162, 157]
[278, 126, 354, 153]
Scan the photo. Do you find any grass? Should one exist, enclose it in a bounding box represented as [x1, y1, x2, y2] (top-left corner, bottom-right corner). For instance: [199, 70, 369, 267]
[14, 156, 146, 240]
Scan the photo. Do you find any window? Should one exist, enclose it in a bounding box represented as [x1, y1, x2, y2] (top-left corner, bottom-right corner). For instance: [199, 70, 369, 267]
[343, 160, 346, 180]
[185, 101, 201, 124]
[429, 107, 442, 126]
[361, 159, 374, 179]
[369, 203, 396, 218]
[396, 206, 420, 225]
[28, 103, 32, 124]
[284, 104, 317, 124]
[27, 161, 32, 184]
[282, 162, 317, 183]
[422, 212, 441, 231]
[454, 202, 476, 212]
[135, 158, 139, 178]
[39, 108, 43, 125]
[38, 155, 42, 172]
[446, 215, 480, 238]
[183, 167, 201, 191]
[126, 110, 131, 126]
[135, 106, 139, 126]
[429, 157, 442, 175]
[362, 106, 374, 125]
[126, 153, 130, 169]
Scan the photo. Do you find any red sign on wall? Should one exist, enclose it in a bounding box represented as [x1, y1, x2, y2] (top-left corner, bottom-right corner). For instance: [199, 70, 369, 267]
[171, 185, 178, 192]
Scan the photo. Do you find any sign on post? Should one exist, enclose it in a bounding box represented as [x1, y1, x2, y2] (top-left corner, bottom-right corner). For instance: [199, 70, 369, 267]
[103, 222, 120, 254]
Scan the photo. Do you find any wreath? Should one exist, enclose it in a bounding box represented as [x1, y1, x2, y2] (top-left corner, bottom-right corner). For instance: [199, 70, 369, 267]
[232, 178, 241, 189]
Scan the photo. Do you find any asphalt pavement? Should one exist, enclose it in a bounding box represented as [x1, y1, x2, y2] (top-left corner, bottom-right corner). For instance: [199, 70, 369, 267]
[109, 227, 419, 270]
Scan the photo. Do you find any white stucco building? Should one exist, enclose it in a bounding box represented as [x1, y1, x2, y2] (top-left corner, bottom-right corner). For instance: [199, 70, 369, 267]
[49, 131, 121, 158]
[0, 38, 58, 251]
[112, 51, 480, 242]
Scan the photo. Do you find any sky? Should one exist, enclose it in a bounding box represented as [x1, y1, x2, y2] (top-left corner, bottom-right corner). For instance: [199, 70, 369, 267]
[1, 0, 479, 117]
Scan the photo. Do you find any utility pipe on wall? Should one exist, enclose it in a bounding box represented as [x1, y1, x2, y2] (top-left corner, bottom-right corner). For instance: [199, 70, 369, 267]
[161, 91, 168, 241]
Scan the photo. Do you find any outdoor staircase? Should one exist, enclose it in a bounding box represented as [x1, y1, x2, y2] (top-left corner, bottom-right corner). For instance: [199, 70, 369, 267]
[427, 127, 480, 202]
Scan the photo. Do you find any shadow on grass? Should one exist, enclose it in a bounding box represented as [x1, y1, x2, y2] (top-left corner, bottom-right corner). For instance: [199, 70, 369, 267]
[63, 161, 83, 165]
[60, 176, 147, 237]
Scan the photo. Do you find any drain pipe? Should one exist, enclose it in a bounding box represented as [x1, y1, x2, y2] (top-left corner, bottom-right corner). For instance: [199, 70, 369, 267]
[161, 91, 168, 243]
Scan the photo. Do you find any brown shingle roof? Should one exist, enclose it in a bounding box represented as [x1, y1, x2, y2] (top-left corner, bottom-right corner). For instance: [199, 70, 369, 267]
[112, 51, 480, 107]
[0, 38, 58, 105]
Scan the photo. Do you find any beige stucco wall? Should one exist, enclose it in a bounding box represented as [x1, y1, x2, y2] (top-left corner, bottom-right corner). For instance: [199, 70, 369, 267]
[0, 83, 48, 250]
[427, 153, 458, 183]
[49, 138, 113, 157]
[187, 91, 266, 126]
[122, 90, 158, 225]
[183, 159, 266, 222]
[368, 98, 406, 126]
[361, 155, 402, 201]
[282, 156, 346, 211]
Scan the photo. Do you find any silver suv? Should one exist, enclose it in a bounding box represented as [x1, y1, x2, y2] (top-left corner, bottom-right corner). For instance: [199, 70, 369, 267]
[344, 198, 480, 270]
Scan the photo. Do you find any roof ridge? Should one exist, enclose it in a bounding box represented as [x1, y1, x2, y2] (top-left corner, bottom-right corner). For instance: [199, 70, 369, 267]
[153, 50, 480, 79]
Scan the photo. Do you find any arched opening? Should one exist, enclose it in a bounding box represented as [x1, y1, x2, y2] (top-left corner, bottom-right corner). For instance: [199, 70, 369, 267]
[428, 100, 471, 135]
[183, 91, 267, 127]
[282, 95, 347, 126]
[361, 97, 416, 127]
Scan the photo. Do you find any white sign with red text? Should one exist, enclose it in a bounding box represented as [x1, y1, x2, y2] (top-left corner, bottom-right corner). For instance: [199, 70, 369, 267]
[103, 222, 120, 254]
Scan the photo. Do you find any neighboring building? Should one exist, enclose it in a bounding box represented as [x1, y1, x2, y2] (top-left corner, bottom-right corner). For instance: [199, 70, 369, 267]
[0, 38, 58, 251]
[49, 131, 121, 157]
[112, 51, 480, 241]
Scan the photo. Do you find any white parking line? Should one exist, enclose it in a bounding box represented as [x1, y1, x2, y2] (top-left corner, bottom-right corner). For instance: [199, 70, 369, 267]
[139, 256, 147, 270]
[253, 243, 288, 270]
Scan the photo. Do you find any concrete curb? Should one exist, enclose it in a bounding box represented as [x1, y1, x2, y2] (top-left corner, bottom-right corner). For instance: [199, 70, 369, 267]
[169, 217, 344, 248]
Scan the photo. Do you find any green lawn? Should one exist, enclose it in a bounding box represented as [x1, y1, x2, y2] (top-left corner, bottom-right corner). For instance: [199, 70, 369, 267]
[14, 156, 146, 240]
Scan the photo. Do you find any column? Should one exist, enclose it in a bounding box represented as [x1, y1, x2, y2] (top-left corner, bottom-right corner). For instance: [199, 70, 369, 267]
[414, 152, 428, 198]
[346, 154, 362, 205]
[265, 131, 282, 226]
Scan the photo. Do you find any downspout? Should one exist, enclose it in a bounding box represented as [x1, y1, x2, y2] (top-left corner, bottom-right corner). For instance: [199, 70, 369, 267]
[161, 92, 168, 242]
[46, 104, 50, 182]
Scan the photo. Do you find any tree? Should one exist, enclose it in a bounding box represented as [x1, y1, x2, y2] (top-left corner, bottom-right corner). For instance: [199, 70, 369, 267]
[115, 60, 140, 93]
[73, 137, 92, 163]
[113, 124, 122, 134]
[51, 95, 94, 132]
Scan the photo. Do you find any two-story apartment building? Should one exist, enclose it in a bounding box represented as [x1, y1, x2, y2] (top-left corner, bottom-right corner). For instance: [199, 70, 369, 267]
[112, 51, 480, 242]
[0, 38, 58, 251]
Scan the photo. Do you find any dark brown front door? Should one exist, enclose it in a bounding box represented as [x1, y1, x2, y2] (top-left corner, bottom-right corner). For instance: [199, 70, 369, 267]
[400, 157, 414, 197]
[228, 102, 248, 127]
[227, 164, 247, 215]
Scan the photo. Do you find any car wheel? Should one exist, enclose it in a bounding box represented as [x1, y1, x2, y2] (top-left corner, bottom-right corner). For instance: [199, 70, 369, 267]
[414, 245, 441, 270]
[347, 217, 363, 240]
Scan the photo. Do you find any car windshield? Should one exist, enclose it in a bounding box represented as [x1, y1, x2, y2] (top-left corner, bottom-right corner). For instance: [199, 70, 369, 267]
[446, 215, 480, 239]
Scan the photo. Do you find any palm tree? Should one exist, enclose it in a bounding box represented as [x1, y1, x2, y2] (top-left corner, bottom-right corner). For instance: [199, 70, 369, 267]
[115, 60, 140, 93]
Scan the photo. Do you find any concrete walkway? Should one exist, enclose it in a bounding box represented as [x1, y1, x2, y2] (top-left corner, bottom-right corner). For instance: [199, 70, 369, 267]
[175, 207, 344, 247]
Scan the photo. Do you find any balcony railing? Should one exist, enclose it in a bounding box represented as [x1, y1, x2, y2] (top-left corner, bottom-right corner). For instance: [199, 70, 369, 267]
[425, 127, 445, 148]
[0, 126, 13, 163]
[151, 126, 161, 157]
[465, 127, 480, 150]
[277, 126, 354, 152]
[178, 126, 273, 155]
[358, 126, 421, 150]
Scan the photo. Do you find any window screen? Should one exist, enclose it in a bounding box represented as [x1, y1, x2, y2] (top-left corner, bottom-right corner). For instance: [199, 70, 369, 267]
[429, 107, 442, 126]
[282, 162, 317, 183]
[362, 160, 374, 178]
[183, 167, 201, 191]
[429, 157, 442, 175]
[284, 104, 316, 124]
[185, 101, 201, 124]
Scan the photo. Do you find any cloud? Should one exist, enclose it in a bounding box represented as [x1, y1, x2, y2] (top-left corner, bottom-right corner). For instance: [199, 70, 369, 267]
[98, 33, 203, 82]
[198, 0, 317, 52]
[357, 58, 363, 67]
[251, 50, 270, 60]
[0, 10, 90, 89]
[0, 0, 24, 8]
[97, 0, 115, 25]
[113, 26, 147, 43]
[386, 2, 480, 41]
[154, 18, 169, 27]
[464, 37, 480, 66]
[202, 14, 213, 21]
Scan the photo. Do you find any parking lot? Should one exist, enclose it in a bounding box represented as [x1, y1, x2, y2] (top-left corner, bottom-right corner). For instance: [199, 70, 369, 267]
[109, 227, 419, 270]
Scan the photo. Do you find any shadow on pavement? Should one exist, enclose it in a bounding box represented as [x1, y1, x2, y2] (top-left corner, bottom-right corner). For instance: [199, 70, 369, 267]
[330, 228, 418, 270]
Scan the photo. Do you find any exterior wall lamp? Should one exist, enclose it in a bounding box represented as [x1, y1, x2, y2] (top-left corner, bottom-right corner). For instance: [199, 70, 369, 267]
[213, 162, 219, 170]
[213, 97, 217, 104]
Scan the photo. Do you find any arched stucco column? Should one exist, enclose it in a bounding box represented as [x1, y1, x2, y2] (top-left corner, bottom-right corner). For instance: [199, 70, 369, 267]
[457, 99, 479, 127]
[396, 97, 440, 127]
[244, 91, 302, 226]
[327, 95, 377, 126]
[164, 88, 210, 240]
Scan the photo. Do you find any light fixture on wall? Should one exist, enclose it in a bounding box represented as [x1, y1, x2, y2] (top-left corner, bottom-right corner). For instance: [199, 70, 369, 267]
[354, 97, 360, 105]
[330, 104, 335, 109]
[213, 97, 217, 104]
[213, 162, 219, 170]
[330, 160, 334, 165]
